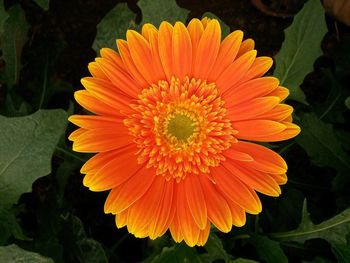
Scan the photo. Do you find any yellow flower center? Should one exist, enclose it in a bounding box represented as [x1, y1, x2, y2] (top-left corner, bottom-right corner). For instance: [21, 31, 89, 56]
[166, 113, 196, 142]
[124, 77, 237, 181]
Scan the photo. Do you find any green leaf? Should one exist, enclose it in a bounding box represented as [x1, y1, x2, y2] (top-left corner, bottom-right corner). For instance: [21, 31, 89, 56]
[33, 0, 49, 10]
[1, 5, 30, 88]
[296, 113, 350, 188]
[92, 3, 136, 53]
[345, 96, 350, 110]
[202, 233, 231, 262]
[202, 12, 230, 38]
[273, 0, 327, 104]
[250, 235, 288, 263]
[150, 244, 202, 263]
[332, 244, 350, 263]
[138, 0, 190, 26]
[231, 259, 258, 263]
[0, 244, 54, 262]
[270, 200, 350, 245]
[0, 109, 67, 208]
[0, 0, 8, 38]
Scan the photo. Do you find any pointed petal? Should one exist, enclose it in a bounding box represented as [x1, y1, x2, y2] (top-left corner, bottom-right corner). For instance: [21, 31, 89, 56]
[211, 165, 262, 214]
[193, 19, 221, 79]
[170, 211, 184, 243]
[209, 30, 243, 81]
[216, 50, 257, 94]
[267, 86, 290, 101]
[199, 175, 232, 232]
[184, 174, 207, 229]
[172, 22, 192, 81]
[237, 38, 255, 57]
[256, 104, 293, 121]
[226, 198, 246, 227]
[158, 22, 174, 82]
[197, 221, 210, 246]
[88, 62, 108, 79]
[115, 210, 128, 228]
[239, 56, 273, 83]
[187, 18, 204, 75]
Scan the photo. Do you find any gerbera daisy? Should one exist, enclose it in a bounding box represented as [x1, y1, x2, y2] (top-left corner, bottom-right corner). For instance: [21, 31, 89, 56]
[69, 17, 300, 247]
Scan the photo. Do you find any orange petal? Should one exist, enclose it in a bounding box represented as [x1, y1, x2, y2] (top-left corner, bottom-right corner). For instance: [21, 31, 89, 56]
[68, 115, 123, 129]
[269, 173, 288, 185]
[68, 128, 86, 141]
[256, 104, 293, 121]
[232, 141, 287, 173]
[95, 57, 140, 98]
[184, 174, 207, 229]
[224, 147, 254, 162]
[100, 48, 124, 67]
[71, 126, 133, 153]
[81, 149, 120, 175]
[216, 50, 257, 94]
[146, 26, 167, 81]
[172, 22, 192, 81]
[148, 179, 175, 239]
[223, 160, 281, 197]
[141, 23, 157, 40]
[74, 90, 121, 116]
[224, 77, 279, 107]
[197, 221, 211, 246]
[169, 211, 184, 243]
[227, 96, 280, 121]
[158, 22, 174, 82]
[187, 18, 204, 75]
[211, 165, 262, 214]
[127, 176, 166, 237]
[239, 56, 273, 83]
[233, 120, 286, 141]
[83, 145, 139, 191]
[88, 62, 108, 79]
[115, 209, 128, 228]
[226, 198, 246, 227]
[209, 30, 243, 81]
[104, 165, 156, 214]
[116, 39, 149, 88]
[237, 38, 255, 57]
[257, 122, 300, 141]
[193, 19, 221, 80]
[126, 30, 157, 84]
[199, 175, 232, 233]
[177, 183, 200, 247]
[267, 86, 290, 101]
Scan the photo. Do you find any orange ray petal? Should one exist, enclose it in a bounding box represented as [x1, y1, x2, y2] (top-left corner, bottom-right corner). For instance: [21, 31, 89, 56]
[209, 30, 243, 81]
[115, 209, 128, 228]
[211, 165, 262, 214]
[116, 39, 149, 88]
[233, 120, 287, 141]
[172, 22, 192, 81]
[83, 145, 139, 191]
[127, 30, 157, 84]
[226, 198, 246, 227]
[148, 179, 175, 239]
[224, 77, 279, 107]
[95, 57, 140, 98]
[227, 96, 280, 121]
[197, 221, 211, 246]
[256, 122, 300, 141]
[68, 115, 123, 129]
[269, 173, 288, 185]
[223, 160, 281, 197]
[169, 211, 184, 243]
[193, 19, 221, 80]
[74, 90, 121, 116]
[68, 128, 86, 141]
[256, 104, 293, 121]
[239, 56, 273, 83]
[177, 183, 201, 247]
[237, 38, 255, 57]
[216, 50, 257, 94]
[71, 126, 133, 153]
[199, 175, 232, 233]
[232, 141, 287, 173]
[127, 176, 166, 237]
[158, 21, 174, 82]
[184, 174, 207, 230]
[88, 62, 108, 79]
[267, 86, 290, 101]
[224, 147, 254, 162]
[104, 165, 156, 214]
[145, 26, 167, 81]
[81, 149, 121, 175]
[187, 18, 204, 75]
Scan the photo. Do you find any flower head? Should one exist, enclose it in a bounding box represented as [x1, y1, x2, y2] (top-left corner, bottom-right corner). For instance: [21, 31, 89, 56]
[69, 18, 300, 246]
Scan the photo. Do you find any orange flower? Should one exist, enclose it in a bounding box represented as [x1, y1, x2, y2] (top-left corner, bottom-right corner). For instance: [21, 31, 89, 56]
[69, 18, 300, 247]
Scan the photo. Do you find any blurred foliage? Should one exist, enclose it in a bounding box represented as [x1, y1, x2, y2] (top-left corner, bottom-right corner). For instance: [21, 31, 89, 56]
[0, 0, 349, 262]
